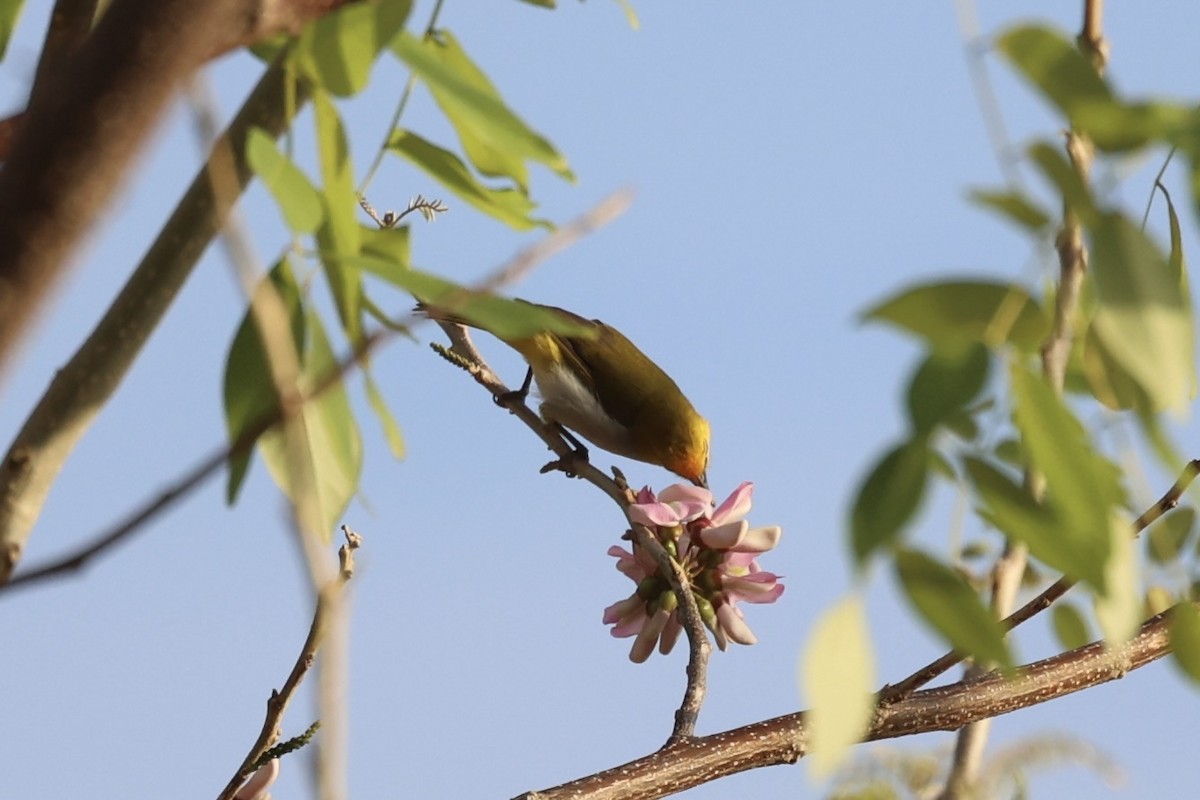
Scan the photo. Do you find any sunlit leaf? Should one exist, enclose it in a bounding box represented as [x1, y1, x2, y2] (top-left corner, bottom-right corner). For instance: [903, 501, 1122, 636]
[1146, 586, 1176, 617]
[1169, 603, 1200, 684]
[1051, 603, 1092, 650]
[863, 281, 1050, 354]
[1090, 212, 1194, 411]
[388, 129, 550, 230]
[850, 437, 929, 565]
[1081, 323, 1148, 411]
[314, 91, 364, 342]
[1074, 100, 1198, 153]
[259, 311, 363, 541]
[1148, 507, 1196, 566]
[393, 30, 573, 191]
[905, 345, 989, 434]
[895, 548, 1012, 669]
[359, 225, 412, 282]
[224, 259, 306, 504]
[295, 0, 413, 96]
[969, 189, 1052, 231]
[245, 127, 324, 234]
[800, 593, 876, 778]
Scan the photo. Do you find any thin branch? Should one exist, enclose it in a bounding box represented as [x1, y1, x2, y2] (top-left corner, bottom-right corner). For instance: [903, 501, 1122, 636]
[519, 605, 1177, 800]
[28, 0, 99, 103]
[0, 192, 632, 596]
[882, 458, 1200, 702]
[216, 526, 361, 800]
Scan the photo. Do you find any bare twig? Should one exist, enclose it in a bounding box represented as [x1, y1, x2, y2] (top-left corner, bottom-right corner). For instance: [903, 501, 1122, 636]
[216, 526, 361, 800]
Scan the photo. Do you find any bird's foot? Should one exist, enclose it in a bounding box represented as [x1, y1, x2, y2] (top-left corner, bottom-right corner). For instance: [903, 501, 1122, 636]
[539, 450, 590, 479]
[494, 367, 534, 408]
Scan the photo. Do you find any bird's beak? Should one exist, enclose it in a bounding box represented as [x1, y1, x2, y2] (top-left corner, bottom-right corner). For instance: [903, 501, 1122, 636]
[692, 471, 708, 490]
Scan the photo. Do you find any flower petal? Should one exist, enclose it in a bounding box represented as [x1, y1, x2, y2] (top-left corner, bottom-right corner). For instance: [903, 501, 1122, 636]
[659, 615, 683, 655]
[717, 602, 758, 645]
[660, 484, 713, 508]
[725, 573, 786, 604]
[710, 481, 754, 525]
[630, 608, 670, 663]
[630, 502, 681, 527]
[698, 520, 749, 550]
[235, 758, 280, 800]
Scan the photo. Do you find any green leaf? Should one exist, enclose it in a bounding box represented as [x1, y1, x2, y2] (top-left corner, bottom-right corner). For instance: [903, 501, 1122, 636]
[1148, 507, 1196, 566]
[246, 127, 324, 234]
[800, 593, 876, 778]
[223, 259, 307, 504]
[1051, 603, 1092, 650]
[850, 437, 929, 565]
[895, 548, 1013, 669]
[1009, 363, 1123, 588]
[863, 280, 1050, 354]
[1081, 322, 1150, 412]
[364, 369, 405, 459]
[294, 0, 413, 96]
[1074, 100, 1197, 153]
[388, 129, 550, 230]
[516, 0, 556, 6]
[905, 345, 990, 434]
[1169, 603, 1200, 684]
[964, 456, 1106, 589]
[0, 0, 25, 59]
[393, 30, 573, 191]
[1090, 211, 1194, 411]
[996, 25, 1111, 120]
[968, 189, 1052, 231]
[360, 224, 412, 281]
[1093, 517, 1140, 644]
[1027, 141, 1099, 225]
[314, 91, 364, 342]
[259, 311, 363, 541]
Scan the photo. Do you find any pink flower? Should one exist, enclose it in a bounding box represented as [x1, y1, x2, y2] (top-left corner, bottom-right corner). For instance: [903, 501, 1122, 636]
[234, 759, 280, 800]
[605, 481, 784, 661]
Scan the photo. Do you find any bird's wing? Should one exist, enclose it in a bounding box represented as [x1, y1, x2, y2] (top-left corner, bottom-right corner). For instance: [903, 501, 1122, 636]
[559, 320, 664, 431]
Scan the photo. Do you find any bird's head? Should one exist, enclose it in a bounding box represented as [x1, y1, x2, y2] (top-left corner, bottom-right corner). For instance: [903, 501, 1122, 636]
[662, 411, 711, 489]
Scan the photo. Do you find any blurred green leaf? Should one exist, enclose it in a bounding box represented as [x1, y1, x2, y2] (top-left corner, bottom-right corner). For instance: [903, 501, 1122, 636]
[0, 0, 25, 59]
[259, 311, 363, 541]
[1027, 141, 1099, 225]
[905, 344, 989, 435]
[863, 281, 1050, 354]
[1168, 603, 1200, 684]
[1074, 100, 1198, 153]
[895, 548, 1013, 668]
[1094, 517, 1140, 644]
[800, 593, 876, 778]
[246, 127, 324, 234]
[1148, 507, 1196, 565]
[314, 91, 364, 342]
[996, 25, 1111, 120]
[1146, 586, 1176, 617]
[1081, 322, 1149, 411]
[1090, 212, 1194, 411]
[850, 437, 929, 565]
[1051, 603, 1092, 650]
[359, 225, 412, 282]
[363, 370, 405, 459]
[295, 0, 413, 96]
[969, 189, 1052, 231]
[965, 456, 1107, 589]
[388, 129, 550, 230]
[1010, 363, 1123, 588]
[393, 30, 573, 191]
[516, 0, 555, 6]
[224, 259, 306, 504]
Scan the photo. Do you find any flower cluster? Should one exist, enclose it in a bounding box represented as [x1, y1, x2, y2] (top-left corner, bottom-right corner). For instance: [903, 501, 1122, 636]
[602, 482, 784, 662]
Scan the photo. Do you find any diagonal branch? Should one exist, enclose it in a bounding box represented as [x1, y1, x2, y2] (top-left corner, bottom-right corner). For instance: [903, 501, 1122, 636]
[519, 605, 1177, 800]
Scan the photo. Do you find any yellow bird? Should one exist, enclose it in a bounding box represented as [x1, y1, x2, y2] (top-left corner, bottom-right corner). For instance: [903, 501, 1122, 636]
[427, 301, 710, 487]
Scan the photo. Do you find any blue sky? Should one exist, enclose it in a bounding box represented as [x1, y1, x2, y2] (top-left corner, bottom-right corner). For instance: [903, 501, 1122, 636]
[3, 1, 1200, 798]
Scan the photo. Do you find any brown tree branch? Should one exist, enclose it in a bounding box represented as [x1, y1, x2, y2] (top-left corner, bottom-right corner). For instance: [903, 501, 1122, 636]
[0, 56, 306, 586]
[0, 0, 357, 375]
[519, 607, 1176, 800]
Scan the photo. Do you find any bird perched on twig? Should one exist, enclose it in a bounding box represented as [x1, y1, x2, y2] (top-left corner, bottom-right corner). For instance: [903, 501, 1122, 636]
[423, 300, 710, 487]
